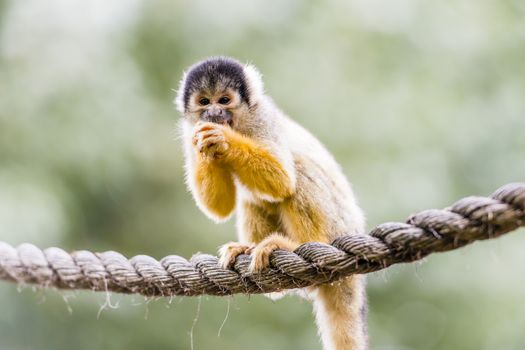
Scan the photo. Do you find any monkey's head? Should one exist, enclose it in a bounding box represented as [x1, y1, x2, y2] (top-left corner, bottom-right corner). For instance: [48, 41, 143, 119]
[175, 57, 265, 133]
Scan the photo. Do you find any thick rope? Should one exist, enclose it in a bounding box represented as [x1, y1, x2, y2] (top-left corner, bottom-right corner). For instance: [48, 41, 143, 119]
[0, 183, 523, 297]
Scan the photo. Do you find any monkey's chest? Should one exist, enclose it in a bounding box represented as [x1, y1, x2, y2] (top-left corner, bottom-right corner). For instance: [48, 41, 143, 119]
[246, 199, 285, 231]
[254, 200, 281, 215]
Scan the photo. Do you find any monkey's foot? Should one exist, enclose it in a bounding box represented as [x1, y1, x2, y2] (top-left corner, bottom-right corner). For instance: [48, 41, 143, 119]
[249, 234, 300, 273]
[218, 242, 255, 269]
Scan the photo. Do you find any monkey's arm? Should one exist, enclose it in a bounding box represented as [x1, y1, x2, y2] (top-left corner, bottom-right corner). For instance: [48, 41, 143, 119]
[215, 126, 295, 201]
[192, 157, 236, 221]
[194, 122, 295, 201]
[184, 122, 237, 221]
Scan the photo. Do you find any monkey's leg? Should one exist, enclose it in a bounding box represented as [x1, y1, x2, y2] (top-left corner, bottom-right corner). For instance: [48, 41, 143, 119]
[219, 202, 280, 269]
[194, 158, 236, 220]
[313, 275, 368, 350]
[249, 233, 300, 272]
[218, 242, 254, 269]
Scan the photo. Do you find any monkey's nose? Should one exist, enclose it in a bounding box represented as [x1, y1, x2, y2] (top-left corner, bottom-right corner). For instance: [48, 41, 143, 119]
[202, 109, 233, 126]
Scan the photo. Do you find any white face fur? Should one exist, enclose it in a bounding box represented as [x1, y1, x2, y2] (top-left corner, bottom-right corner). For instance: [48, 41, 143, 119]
[175, 57, 266, 136]
[184, 87, 244, 126]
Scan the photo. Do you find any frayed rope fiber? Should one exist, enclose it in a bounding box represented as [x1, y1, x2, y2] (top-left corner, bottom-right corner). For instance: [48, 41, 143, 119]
[0, 183, 524, 297]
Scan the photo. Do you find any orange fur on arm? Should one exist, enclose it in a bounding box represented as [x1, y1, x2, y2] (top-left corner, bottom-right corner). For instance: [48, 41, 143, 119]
[194, 157, 236, 220]
[222, 130, 295, 201]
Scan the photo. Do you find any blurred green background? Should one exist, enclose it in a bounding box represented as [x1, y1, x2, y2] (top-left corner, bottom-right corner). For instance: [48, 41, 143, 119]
[0, 0, 524, 349]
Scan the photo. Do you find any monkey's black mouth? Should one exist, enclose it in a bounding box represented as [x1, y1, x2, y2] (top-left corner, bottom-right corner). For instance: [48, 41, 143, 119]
[201, 109, 233, 127]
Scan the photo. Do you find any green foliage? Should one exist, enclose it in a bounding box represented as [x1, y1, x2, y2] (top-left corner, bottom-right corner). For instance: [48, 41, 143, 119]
[0, 1, 524, 349]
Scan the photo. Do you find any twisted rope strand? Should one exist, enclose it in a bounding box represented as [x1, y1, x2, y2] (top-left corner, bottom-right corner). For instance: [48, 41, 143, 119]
[0, 183, 523, 297]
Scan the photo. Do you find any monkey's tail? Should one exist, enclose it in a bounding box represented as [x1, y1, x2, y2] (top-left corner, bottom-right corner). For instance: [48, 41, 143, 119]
[312, 275, 368, 350]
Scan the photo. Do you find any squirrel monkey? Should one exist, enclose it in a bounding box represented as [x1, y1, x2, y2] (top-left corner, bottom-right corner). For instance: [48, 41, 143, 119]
[176, 57, 368, 350]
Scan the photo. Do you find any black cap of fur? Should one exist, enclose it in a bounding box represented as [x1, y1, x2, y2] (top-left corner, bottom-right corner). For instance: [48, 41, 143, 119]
[182, 57, 249, 109]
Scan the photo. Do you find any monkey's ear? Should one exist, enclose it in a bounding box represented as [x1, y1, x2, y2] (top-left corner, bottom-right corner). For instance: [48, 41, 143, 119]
[243, 64, 265, 104]
[174, 71, 188, 114]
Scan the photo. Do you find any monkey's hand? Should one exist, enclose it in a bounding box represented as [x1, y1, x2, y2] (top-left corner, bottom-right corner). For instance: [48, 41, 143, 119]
[249, 234, 300, 273]
[193, 122, 230, 160]
[218, 242, 255, 269]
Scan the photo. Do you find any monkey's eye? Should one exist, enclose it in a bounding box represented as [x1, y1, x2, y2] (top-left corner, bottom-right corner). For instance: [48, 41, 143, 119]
[218, 96, 230, 105]
[199, 97, 210, 106]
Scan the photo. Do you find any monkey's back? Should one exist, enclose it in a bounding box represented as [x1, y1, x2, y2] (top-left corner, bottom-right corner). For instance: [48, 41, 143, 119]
[280, 117, 365, 241]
